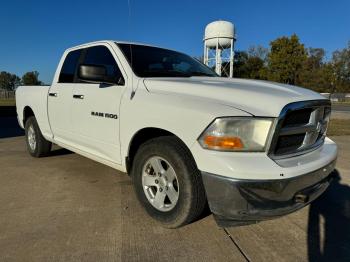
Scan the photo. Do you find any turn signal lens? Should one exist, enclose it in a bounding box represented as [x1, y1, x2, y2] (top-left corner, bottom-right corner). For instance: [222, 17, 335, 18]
[204, 136, 244, 150]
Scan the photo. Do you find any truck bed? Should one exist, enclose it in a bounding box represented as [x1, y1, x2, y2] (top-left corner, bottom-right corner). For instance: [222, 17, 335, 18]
[16, 85, 52, 139]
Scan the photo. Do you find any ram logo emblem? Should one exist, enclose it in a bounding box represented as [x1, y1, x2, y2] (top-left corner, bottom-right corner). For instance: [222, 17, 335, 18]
[91, 111, 118, 119]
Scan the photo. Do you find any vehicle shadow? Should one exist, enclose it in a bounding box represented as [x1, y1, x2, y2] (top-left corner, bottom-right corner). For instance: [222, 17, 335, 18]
[0, 106, 72, 156]
[0, 106, 24, 138]
[307, 170, 350, 262]
[50, 148, 73, 156]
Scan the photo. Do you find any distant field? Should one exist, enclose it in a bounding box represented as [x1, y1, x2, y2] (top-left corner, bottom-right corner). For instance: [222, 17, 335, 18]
[332, 101, 350, 105]
[0, 99, 15, 106]
[328, 119, 350, 136]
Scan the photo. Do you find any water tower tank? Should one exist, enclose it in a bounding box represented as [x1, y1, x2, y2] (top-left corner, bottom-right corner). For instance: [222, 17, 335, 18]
[203, 20, 236, 77]
[204, 21, 235, 49]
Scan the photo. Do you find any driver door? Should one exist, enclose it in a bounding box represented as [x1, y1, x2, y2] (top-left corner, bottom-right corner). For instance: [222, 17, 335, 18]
[70, 44, 126, 164]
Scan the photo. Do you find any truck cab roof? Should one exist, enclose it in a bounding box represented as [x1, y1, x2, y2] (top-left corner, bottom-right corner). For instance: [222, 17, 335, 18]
[66, 40, 161, 52]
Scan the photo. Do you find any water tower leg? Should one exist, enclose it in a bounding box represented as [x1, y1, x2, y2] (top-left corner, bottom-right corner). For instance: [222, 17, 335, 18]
[215, 38, 221, 76]
[229, 39, 234, 78]
[217, 48, 222, 76]
[206, 47, 209, 65]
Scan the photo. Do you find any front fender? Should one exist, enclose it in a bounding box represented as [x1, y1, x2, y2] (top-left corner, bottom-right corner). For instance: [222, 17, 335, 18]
[119, 87, 251, 164]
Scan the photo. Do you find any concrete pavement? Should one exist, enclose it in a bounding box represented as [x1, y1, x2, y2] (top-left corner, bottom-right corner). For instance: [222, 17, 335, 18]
[0, 133, 349, 261]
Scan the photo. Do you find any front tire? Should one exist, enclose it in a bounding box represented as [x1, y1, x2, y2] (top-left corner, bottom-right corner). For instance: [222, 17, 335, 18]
[25, 116, 52, 157]
[131, 136, 206, 228]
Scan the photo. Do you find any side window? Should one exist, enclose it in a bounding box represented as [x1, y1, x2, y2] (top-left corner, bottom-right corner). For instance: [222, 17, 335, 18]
[82, 46, 124, 84]
[173, 62, 191, 72]
[58, 49, 82, 83]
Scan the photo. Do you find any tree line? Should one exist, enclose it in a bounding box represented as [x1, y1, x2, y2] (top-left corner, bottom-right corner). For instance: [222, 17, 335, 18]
[1, 34, 350, 93]
[222, 34, 350, 93]
[0, 71, 42, 90]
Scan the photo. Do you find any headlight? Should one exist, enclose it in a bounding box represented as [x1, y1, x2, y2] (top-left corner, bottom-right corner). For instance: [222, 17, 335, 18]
[198, 117, 274, 152]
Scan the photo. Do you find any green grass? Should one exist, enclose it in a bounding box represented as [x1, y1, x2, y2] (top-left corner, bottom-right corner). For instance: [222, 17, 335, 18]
[0, 99, 15, 106]
[328, 119, 350, 136]
[332, 101, 350, 105]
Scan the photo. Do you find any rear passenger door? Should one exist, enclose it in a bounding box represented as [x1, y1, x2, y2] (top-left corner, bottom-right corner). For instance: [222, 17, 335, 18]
[48, 49, 82, 145]
[70, 44, 126, 164]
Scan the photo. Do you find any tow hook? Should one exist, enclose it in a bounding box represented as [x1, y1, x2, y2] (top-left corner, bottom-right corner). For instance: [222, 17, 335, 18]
[294, 193, 309, 203]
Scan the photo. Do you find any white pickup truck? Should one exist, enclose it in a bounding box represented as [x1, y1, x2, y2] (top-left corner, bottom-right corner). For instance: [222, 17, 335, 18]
[16, 40, 337, 228]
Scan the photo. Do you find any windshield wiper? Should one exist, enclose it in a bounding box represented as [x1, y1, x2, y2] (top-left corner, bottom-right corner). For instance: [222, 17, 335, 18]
[143, 70, 191, 77]
[189, 71, 215, 77]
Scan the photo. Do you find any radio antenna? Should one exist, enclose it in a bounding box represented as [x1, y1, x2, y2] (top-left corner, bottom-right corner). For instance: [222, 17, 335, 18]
[127, 0, 135, 99]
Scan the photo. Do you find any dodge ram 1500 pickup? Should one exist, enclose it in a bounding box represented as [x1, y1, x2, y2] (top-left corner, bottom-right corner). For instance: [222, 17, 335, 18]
[16, 41, 338, 228]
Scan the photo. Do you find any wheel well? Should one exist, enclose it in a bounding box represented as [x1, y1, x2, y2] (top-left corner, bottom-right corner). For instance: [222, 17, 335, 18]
[126, 128, 188, 174]
[23, 106, 35, 126]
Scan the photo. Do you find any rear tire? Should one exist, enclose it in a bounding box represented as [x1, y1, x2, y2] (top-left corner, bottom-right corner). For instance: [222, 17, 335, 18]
[25, 116, 52, 157]
[131, 136, 206, 228]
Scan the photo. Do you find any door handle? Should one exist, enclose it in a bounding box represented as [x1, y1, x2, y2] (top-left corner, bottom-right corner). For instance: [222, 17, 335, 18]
[73, 94, 84, 99]
[49, 92, 57, 97]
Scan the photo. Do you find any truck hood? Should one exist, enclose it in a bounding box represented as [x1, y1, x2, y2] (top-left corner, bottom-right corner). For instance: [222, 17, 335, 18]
[143, 77, 326, 117]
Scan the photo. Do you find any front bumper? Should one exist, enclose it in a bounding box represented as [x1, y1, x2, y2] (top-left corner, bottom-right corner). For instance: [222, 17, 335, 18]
[202, 160, 336, 227]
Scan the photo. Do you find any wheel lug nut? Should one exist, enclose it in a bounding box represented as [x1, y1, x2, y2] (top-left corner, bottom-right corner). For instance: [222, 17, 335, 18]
[155, 180, 159, 184]
[159, 188, 163, 192]
[158, 173, 161, 177]
[165, 186, 168, 191]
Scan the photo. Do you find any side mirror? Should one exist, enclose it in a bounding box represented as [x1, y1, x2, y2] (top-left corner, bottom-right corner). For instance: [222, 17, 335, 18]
[78, 64, 123, 85]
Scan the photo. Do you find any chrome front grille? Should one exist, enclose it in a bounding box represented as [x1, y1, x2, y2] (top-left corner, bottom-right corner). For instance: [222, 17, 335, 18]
[269, 100, 331, 159]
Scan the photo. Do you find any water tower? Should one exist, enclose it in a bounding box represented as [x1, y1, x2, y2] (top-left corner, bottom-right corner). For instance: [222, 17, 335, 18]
[203, 21, 236, 77]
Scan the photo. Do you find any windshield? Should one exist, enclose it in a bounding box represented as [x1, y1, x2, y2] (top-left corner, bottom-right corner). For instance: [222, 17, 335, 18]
[117, 43, 217, 78]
